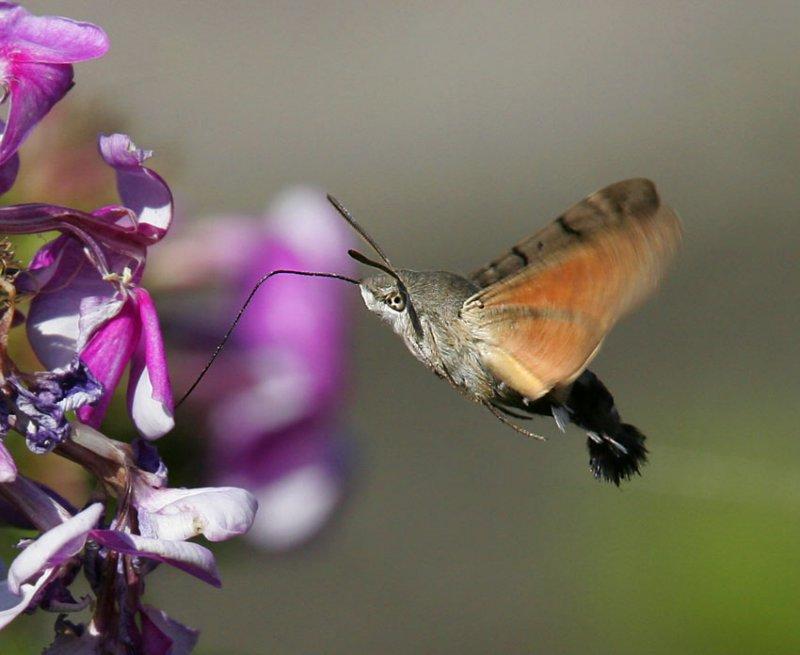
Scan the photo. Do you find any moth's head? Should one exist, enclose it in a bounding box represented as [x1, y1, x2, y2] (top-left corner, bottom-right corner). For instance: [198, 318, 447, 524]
[359, 273, 413, 327]
[324, 194, 425, 341]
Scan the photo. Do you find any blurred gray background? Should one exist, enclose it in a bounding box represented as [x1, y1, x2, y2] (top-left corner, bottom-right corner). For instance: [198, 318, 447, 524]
[17, 2, 800, 653]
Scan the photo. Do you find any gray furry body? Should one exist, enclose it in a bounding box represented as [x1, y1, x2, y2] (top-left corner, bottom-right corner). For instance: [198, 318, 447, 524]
[360, 270, 498, 402]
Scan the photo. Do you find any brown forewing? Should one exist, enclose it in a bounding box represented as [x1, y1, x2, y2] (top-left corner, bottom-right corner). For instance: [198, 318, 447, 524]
[463, 178, 682, 401]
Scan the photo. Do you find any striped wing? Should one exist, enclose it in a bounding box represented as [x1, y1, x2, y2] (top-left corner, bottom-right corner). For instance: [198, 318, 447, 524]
[463, 178, 681, 401]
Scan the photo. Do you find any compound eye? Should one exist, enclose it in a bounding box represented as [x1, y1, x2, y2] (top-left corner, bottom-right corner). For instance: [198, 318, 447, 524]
[385, 291, 406, 312]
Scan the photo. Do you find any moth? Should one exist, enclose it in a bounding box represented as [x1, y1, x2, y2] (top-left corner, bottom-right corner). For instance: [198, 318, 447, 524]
[181, 178, 681, 484]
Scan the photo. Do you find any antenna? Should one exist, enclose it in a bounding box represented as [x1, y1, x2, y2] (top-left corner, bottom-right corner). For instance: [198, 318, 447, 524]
[176, 269, 359, 408]
[328, 196, 424, 340]
[327, 195, 395, 269]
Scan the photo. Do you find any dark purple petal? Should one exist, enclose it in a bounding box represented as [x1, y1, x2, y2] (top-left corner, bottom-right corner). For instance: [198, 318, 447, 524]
[127, 288, 174, 439]
[0, 476, 74, 532]
[0, 496, 32, 529]
[0, 203, 134, 240]
[25, 356, 104, 412]
[140, 610, 172, 655]
[11, 386, 68, 454]
[5, 359, 100, 453]
[38, 577, 88, 613]
[0, 60, 73, 167]
[0, 150, 18, 195]
[133, 439, 168, 486]
[99, 134, 173, 240]
[90, 530, 221, 587]
[0, 4, 109, 63]
[0, 204, 144, 269]
[77, 298, 140, 428]
[28, 232, 68, 271]
[6, 503, 103, 594]
[140, 605, 199, 655]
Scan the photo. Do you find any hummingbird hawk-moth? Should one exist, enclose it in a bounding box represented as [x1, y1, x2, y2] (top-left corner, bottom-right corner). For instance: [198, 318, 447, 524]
[181, 178, 681, 485]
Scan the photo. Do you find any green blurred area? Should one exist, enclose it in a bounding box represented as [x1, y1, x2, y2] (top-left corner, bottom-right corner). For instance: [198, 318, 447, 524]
[8, 394, 800, 654]
[4, 1, 800, 653]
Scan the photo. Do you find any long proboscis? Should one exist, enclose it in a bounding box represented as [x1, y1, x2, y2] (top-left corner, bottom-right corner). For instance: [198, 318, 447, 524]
[176, 269, 359, 408]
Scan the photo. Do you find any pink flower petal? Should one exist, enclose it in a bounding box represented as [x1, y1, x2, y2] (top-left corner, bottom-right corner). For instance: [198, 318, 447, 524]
[127, 288, 174, 439]
[0, 441, 16, 483]
[148, 217, 262, 288]
[140, 605, 198, 655]
[0, 60, 74, 169]
[0, 4, 109, 63]
[90, 530, 221, 588]
[266, 187, 356, 270]
[77, 299, 140, 428]
[99, 134, 173, 240]
[136, 485, 257, 542]
[6, 503, 103, 594]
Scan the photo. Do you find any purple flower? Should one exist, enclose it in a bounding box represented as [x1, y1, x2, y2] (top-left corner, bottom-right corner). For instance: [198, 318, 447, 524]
[131, 439, 258, 543]
[0, 502, 102, 629]
[135, 484, 259, 543]
[0, 458, 256, 634]
[2, 133, 175, 438]
[0, 497, 218, 629]
[0, 2, 109, 193]
[157, 188, 355, 550]
[2, 356, 103, 453]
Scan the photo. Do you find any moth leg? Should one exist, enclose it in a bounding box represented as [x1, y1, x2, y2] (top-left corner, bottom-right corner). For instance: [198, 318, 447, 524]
[484, 402, 547, 441]
[424, 322, 545, 440]
[489, 402, 533, 421]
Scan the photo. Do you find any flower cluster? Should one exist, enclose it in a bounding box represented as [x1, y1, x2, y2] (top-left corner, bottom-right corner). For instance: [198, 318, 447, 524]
[0, 4, 257, 652]
[154, 189, 355, 551]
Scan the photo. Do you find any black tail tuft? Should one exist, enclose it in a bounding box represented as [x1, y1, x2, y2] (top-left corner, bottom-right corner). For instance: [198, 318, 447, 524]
[566, 370, 648, 485]
[586, 423, 647, 486]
